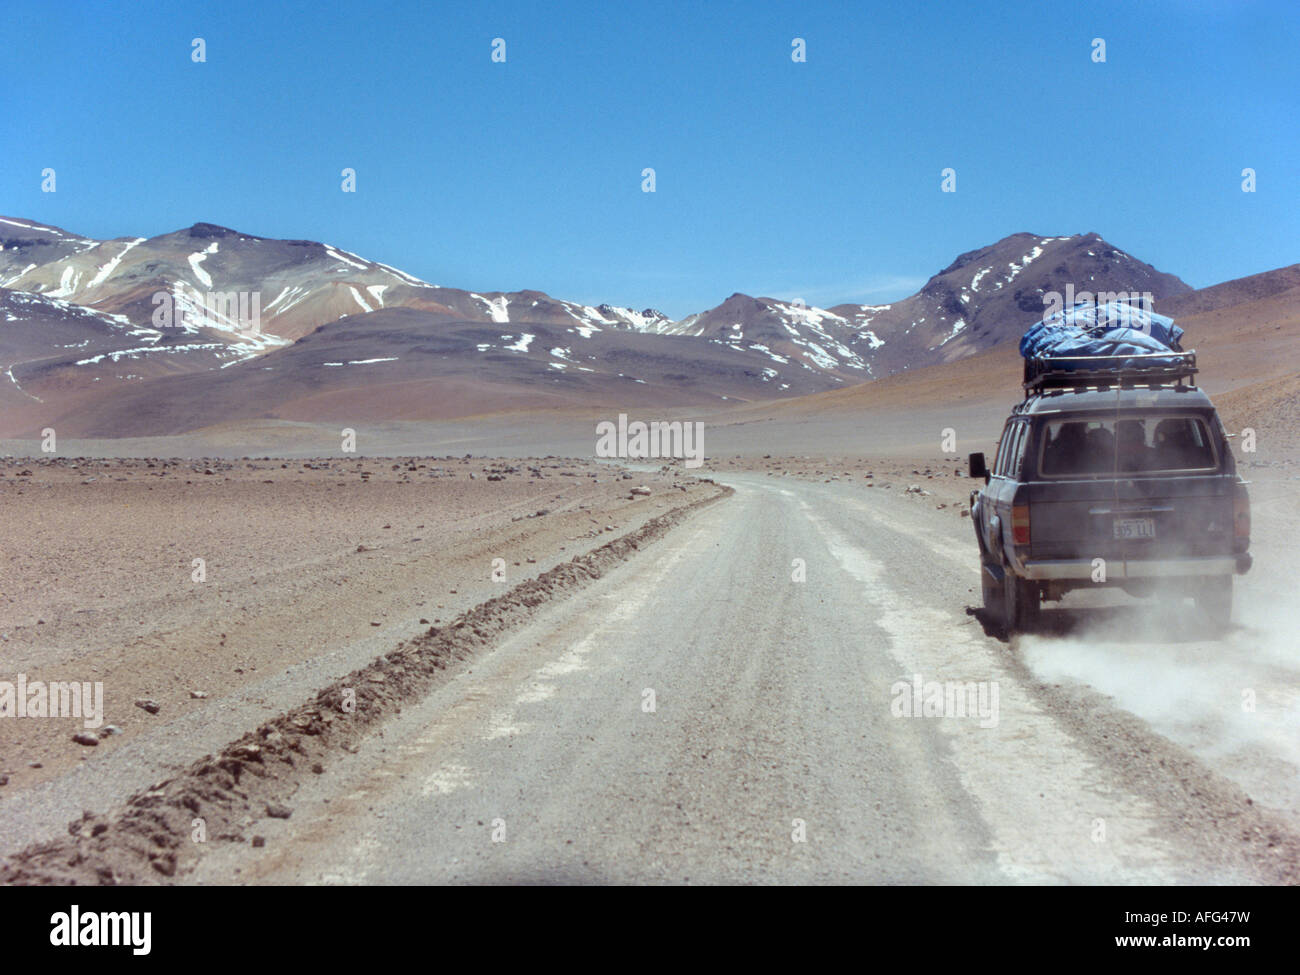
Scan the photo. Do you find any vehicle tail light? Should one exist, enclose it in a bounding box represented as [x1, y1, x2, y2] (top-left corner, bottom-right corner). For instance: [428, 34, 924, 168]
[1234, 488, 1250, 539]
[1012, 504, 1031, 546]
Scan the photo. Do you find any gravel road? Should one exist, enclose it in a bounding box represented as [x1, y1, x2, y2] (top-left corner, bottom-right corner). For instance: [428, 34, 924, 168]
[190, 472, 1299, 885]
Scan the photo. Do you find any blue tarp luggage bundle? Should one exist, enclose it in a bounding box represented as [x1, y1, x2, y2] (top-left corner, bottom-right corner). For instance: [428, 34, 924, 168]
[1020, 298, 1185, 370]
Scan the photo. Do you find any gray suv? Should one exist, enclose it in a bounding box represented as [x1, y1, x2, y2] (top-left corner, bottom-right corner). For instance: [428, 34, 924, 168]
[969, 351, 1252, 635]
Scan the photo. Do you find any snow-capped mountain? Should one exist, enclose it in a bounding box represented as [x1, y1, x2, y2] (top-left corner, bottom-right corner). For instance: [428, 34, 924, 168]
[646, 232, 1193, 379]
[828, 232, 1191, 373]
[0, 217, 1198, 437]
[637, 293, 874, 380]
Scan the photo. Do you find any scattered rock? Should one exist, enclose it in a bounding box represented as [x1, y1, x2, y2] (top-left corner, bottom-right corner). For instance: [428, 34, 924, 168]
[265, 802, 293, 819]
[190, 690, 208, 699]
[630, 486, 652, 496]
[252, 835, 266, 848]
[150, 852, 177, 876]
[72, 732, 99, 747]
[134, 699, 161, 715]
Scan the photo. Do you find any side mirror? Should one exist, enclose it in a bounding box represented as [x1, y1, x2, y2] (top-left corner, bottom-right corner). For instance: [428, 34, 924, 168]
[969, 452, 988, 481]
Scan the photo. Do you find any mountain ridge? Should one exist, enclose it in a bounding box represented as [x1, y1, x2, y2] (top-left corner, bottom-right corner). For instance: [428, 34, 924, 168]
[7, 214, 1273, 441]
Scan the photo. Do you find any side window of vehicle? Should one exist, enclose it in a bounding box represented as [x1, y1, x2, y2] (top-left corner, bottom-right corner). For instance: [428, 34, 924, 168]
[1010, 422, 1031, 480]
[1002, 423, 1021, 479]
[993, 421, 1015, 476]
[997, 422, 1024, 478]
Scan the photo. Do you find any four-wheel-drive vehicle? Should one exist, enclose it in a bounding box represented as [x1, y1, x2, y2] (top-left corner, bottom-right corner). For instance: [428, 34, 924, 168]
[969, 349, 1251, 636]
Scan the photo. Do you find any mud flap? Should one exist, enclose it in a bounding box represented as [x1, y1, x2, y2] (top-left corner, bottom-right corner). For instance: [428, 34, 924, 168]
[981, 560, 1005, 623]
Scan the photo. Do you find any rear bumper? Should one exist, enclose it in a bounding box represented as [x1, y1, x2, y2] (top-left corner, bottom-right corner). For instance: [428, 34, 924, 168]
[1021, 554, 1250, 580]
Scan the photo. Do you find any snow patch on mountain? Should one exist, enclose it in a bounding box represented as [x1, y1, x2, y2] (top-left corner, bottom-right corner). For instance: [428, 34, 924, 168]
[375, 261, 434, 288]
[472, 294, 510, 323]
[1, 263, 38, 288]
[933, 318, 968, 348]
[188, 242, 219, 288]
[348, 286, 373, 314]
[88, 237, 146, 289]
[324, 245, 368, 271]
[48, 266, 80, 298]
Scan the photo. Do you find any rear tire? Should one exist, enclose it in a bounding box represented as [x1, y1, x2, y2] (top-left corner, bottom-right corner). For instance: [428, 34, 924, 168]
[1002, 571, 1040, 636]
[1194, 577, 1233, 632]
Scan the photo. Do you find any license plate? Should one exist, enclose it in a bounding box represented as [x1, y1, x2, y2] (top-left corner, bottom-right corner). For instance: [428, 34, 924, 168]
[1113, 517, 1156, 539]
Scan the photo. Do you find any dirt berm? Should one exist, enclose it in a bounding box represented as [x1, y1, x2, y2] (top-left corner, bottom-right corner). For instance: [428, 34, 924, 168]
[0, 484, 731, 885]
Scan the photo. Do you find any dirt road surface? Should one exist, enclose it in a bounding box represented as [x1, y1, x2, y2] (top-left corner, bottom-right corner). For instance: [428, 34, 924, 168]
[177, 471, 1300, 885]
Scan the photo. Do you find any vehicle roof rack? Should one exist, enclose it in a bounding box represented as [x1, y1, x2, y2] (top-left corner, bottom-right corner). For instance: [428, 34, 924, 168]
[1023, 350, 1198, 397]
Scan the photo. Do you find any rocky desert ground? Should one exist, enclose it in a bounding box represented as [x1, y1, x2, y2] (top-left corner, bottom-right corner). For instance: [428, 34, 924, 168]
[0, 454, 731, 880]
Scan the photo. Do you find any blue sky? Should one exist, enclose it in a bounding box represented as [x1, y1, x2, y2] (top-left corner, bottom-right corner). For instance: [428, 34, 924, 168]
[2, 0, 1296, 318]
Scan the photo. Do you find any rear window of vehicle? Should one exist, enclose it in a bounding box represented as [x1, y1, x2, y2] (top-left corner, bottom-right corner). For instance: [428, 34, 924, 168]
[1038, 415, 1218, 477]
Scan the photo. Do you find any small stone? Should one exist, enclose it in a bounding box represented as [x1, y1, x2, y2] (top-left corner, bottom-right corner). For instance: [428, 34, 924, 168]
[98, 725, 122, 738]
[135, 699, 161, 715]
[311, 763, 324, 774]
[252, 835, 266, 847]
[151, 853, 177, 876]
[266, 802, 293, 819]
[190, 690, 208, 699]
[72, 732, 99, 746]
